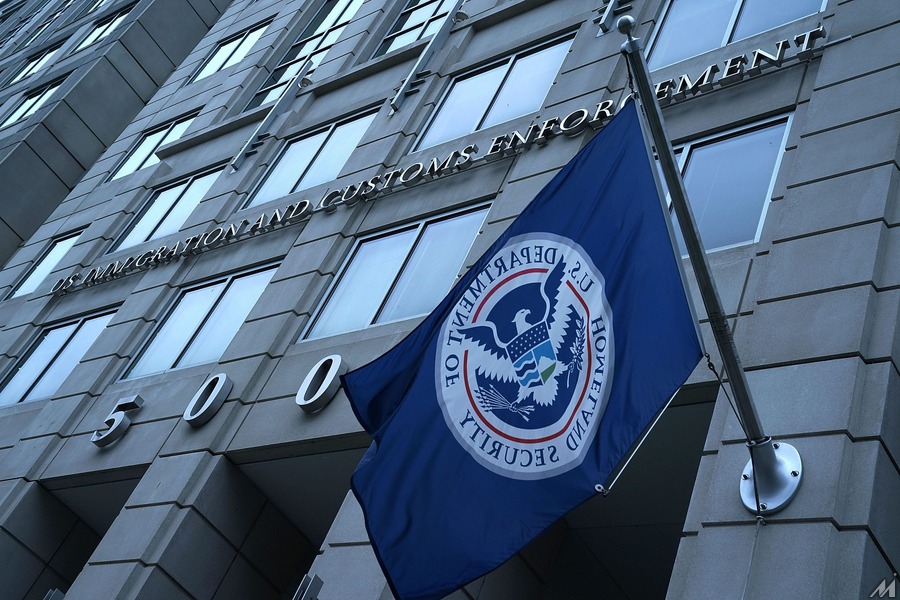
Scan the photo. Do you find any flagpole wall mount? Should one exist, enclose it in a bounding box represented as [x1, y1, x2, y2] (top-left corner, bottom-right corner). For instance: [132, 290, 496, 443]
[740, 438, 802, 515]
[616, 14, 803, 516]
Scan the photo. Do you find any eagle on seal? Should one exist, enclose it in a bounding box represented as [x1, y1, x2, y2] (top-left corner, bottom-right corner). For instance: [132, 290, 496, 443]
[457, 259, 584, 420]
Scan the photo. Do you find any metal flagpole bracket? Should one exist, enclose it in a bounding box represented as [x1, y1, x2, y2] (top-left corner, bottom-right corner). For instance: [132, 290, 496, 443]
[740, 438, 802, 515]
[390, 0, 468, 113]
[231, 60, 313, 172]
[615, 14, 803, 516]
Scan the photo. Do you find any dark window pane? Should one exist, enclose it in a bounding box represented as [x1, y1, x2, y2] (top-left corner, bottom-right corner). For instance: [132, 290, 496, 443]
[648, 0, 737, 69]
[176, 268, 275, 368]
[310, 229, 418, 338]
[378, 209, 486, 323]
[129, 283, 225, 377]
[732, 0, 821, 41]
[481, 39, 572, 130]
[674, 121, 787, 253]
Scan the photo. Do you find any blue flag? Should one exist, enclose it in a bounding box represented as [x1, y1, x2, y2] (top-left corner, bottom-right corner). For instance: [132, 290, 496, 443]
[342, 101, 702, 600]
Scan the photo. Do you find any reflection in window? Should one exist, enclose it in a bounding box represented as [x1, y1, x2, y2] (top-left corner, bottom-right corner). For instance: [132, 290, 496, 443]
[115, 169, 219, 250]
[374, 0, 454, 58]
[0, 312, 114, 405]
[192, 21, 269, 82]
[246, 0, 363, 109]
[648, 0, 823, 69]
[671, 118, 789, 253]
[248, 112, 375, 207]
[73, 8, 129, 52]
[128, 267, 276, 377]
[9, 230, 81, 298]
[0, 79, 62, 127]
[8, 41, 62, 84]
[416, 37, 572, 150]
[110, 114, 196, 180]
[307, 207, 488, 338]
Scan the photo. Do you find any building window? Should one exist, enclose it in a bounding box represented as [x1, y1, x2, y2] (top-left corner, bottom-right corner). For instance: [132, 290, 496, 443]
[109, 114, 196, 180]
[72, 8, 129, 53]
[373, 0, 453, 58]
[8, 230, 81, 298]
[20, 0, 76, 47]
[306, 206, 488, 339]
[672, 117, 790, 253]
[83, 0, 112, 15]
[248, 111, 376, 207]
[114, 169, 220, 251]
[416, 36, 573, 150]
[0, 311, 114, 406]
[128, 266, 276, 377]
[247, 0, 363, 109]
[192, 21, 269, 82]
[8, 41, 63, 84]
[0, 79, 63, 128]
[648, 0, 824, 69]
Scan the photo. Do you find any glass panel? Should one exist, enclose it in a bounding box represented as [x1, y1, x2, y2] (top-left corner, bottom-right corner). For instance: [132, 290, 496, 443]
[674, 121, 787, 253]
[112, 129, 166, 179]
[382, 28, 421, 55]
[481, 39, 572, 130]
[417, 65, 506, 150]
[24, 83, 57, 115]
[648, 0, 738, 69]
[378, 209, 487, 323]
[117, 184, 185, 250]
[12, 233, 80, 297]
[129, 282, 226, 377]
[3, 96, 35, 126]
[160, 117, 194, 146]
[732, 0, 821, 41]
[25, 313, 113, 401]
[152, 171, 218, 240]
[177, 268, 275, 368]
[296, 113, 376, 190]
[250, 130, 328, 206]
[196, 37, 240, 80]
[222, 24, 266, 69]
[309, 229, 417, 338]
[0, 323, 74, 406]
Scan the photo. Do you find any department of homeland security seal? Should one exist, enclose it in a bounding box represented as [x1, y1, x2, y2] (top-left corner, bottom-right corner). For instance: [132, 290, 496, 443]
[436, 233, 614, 480]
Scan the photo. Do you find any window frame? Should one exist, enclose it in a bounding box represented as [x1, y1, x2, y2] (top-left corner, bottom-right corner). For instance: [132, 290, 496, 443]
[7, 229, 82, 299]
[111, 165, 223, 252]
[108, 112, 198, 181]
[245, 109, 377, 209]
[246, 0, 363, 110]
[414, 33, 574, 151]
[302, 204, 489, 340]
[71, 6, 130, 53]
[646, 0, 827, 70]
[0, 310, 115, 406]
[190, 20, 271, 83]
[668, 113, 792, 254]
[125, 264, 278, 378]
[372, 0, 453, 59]
[0, 77, 64, 128]
[8, 40, 63, 84]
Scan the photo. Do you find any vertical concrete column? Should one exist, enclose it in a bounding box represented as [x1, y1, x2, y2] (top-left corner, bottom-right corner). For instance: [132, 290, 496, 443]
[66, 452, 314, 600]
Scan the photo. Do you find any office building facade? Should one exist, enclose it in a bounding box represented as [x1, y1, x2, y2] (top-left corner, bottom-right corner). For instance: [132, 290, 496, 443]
[0, 0, 896, 597]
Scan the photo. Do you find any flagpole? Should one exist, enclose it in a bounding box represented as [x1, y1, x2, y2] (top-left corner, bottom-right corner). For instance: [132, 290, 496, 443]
[616, 15, 802, 515]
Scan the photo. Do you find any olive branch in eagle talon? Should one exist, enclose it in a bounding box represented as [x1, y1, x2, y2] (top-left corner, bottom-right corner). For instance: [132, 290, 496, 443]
[458, 259, 584, 420]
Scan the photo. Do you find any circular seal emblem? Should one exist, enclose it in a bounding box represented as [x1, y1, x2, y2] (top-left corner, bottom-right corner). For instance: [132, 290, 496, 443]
[436, 233, 614, 480]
